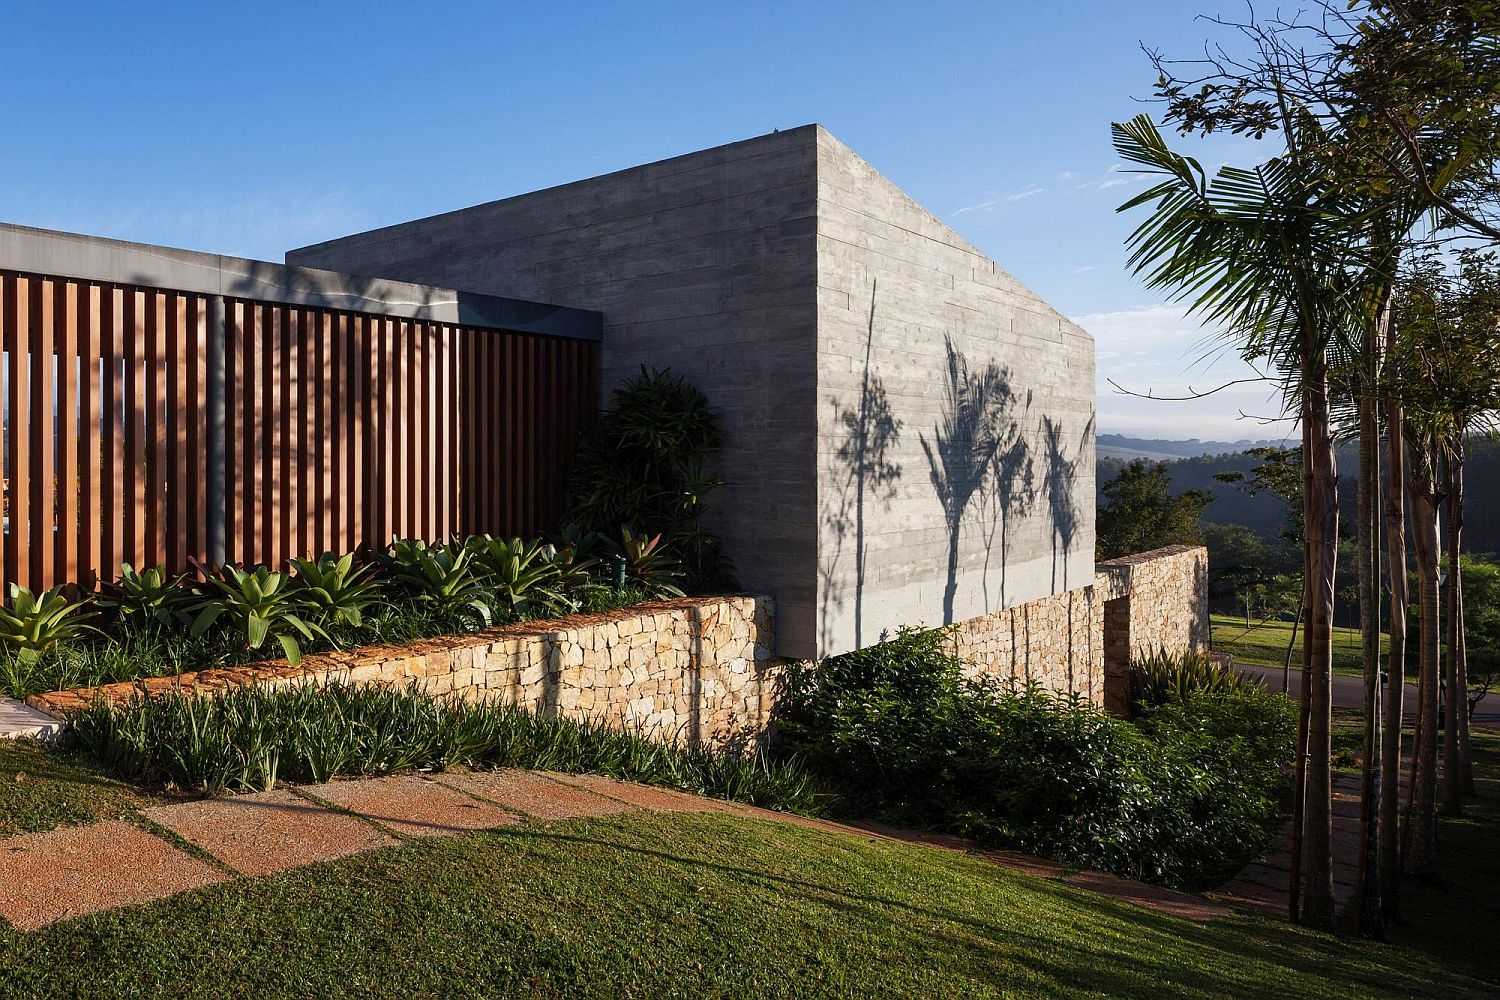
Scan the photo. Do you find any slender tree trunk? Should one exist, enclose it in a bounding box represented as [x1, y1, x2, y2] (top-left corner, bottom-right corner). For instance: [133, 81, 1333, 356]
[1290, 415, 1311, 923]
[1380, 387, 1407, 925]
[1284, 598, 1303, 695]
[1356, 384, 1383, 936]
[1299, 352, 1338, 927]
[1405, 427, 1441, 876]
[1442, 440, 1470, 809]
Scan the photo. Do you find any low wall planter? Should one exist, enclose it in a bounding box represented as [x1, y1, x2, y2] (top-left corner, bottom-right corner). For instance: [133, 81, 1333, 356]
[28, 595, 782, 750]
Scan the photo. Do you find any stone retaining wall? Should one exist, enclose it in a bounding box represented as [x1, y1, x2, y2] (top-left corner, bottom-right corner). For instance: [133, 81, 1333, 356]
[1095, 545, 1210, 713]
[27, 547, 1207, 743]
[948, 586, 1102, 702]
[30, 595, 781, 749]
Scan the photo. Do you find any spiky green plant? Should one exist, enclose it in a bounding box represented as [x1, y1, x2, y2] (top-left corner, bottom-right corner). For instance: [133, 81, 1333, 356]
[99, 563, 190, 629]
[385, 541, 493, 628]
[289, 552, 383, 631]
[467, 535, 569, 615]
[618, 527, 686, 599]
[0, 584, 100, 665]
[188, 565, 328, 666]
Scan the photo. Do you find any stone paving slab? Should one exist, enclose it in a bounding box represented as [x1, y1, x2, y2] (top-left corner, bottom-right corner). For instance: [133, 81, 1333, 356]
[305, 774, 522, 838]
[0, 697, 64, 741]
[0, 820, 228, 930]
[435, 769, 639, 821]
[144, 789, 397, 876]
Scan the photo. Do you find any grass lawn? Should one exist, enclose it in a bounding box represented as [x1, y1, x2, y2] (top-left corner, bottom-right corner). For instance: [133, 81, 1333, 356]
[0, 742, 1496, 998]
[0, 738, 166, 837]
[1211, 613, 1391, 678]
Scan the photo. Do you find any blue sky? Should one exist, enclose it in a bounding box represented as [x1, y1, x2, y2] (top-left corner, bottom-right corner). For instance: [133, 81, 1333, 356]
[1, 0, 1291, 440]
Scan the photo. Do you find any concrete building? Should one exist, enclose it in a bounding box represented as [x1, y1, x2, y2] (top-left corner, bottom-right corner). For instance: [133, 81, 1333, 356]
[290, 126, 1096, 661]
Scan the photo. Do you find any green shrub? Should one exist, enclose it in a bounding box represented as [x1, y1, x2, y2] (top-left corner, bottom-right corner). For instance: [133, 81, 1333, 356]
[778, 626, 1296, 889]
[1129, 647, 1260, 714]
[68, 683, 822, 813]
[564, 366, 731, 590]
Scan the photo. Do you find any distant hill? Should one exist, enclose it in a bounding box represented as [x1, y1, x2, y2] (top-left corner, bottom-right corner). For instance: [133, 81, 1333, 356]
[1097, 436, 1500, 554]
[1096, 433, 1285, 462]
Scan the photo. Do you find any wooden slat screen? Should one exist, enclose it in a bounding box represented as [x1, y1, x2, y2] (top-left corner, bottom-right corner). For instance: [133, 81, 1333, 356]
[0, 269, 597, 593]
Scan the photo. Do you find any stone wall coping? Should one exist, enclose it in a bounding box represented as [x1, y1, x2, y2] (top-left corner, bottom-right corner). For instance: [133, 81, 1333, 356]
[26, 593, 769, 719]
[1096, 544, 1206, 569]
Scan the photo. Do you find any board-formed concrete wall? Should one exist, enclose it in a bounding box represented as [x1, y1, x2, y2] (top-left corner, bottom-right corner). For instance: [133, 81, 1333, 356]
[289, 131, 822, 652]
[288, 126, 1095, 660]
[813, 130, 1095, 655]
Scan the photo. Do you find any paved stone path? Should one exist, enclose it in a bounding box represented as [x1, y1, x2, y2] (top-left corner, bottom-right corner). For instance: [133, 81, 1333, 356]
[1210, 765, 1417, 922]
[0, 768, 1229, 931]
[0, 697, 63, 741]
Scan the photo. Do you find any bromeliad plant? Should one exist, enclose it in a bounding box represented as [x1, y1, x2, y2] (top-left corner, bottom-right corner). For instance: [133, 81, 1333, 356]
[99, 563, 190, 629]
[0, 584, 101, 664]
[618, 527, 686, 599]
[289, 552, 383, 630]
[189, 565, 329, 667]
[467, 535, 569, 616]
[384, 540, 494, 628]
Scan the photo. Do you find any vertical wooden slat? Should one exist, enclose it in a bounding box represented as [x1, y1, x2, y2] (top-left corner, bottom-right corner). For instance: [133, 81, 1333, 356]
[187, 296, 204, 564]
[349, 314, 364, 551]
[102, 287, 122, 579]
[447, 326, 461, 542]
[384, 318, 397, 543]
[284, 307, 301, 562]
[412, 322, 426, 541]
[366, 316, 383, 549]
[32, 279, 55, 589]
[1, 275, 24, 592]
[262, 305, 279, 568]
[224, 301, 241, 566]
[57, 281, 79, 588]
[460, 326, 475, 537]
[165, 293, 186, 571]
[321, 314, 336, 554]
[393, 319, 406, 540]
[79, 284, 101, 588]
[435, 326, 449, 543]
[237, 301, 255, 566]
[143, 290, 164, 569]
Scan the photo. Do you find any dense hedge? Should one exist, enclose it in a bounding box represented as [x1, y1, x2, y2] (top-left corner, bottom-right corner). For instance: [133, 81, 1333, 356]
[776, 627, 1296, 889]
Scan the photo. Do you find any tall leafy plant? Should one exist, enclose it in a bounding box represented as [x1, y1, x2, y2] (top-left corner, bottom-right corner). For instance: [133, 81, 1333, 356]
[565, 366, 729, 590]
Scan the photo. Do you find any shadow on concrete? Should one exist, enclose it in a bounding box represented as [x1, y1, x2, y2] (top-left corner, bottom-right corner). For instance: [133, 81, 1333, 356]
[820, 280, 902, 651]
[920, 338, 1036, 625]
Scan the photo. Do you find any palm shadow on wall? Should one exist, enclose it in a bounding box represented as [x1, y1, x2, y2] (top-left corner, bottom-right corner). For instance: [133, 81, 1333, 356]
[1041, 412, 1094, 592]
[920, 338, 1036, 625]
[820, 280, 901, 651]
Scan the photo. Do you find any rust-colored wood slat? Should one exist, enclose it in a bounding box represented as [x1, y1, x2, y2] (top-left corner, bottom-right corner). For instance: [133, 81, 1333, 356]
[390, 319, 402, 539]
[101, 287, 121, 578]
[163, 293, 182, 571]
[0, 275, 16, 593]
[56, 281, 79, 589]
[349, 314, 365, 551]
[79, 284, 101, 588]
[187, 296, 204, 564]
[367, 316, 382, 548]
[262, 305, 278, 569]
[141, 290, 162, 570]
[285, 307, 302, 562]
[408, 320, 420, 539]
[31, 279, 55, 589]
[321, 313, 336, 554]
[228, 301, 243, 564]
[7, 275, 30, 590]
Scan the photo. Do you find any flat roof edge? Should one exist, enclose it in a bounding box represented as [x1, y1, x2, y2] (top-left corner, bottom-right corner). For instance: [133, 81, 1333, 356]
[0, 221, 601, 341]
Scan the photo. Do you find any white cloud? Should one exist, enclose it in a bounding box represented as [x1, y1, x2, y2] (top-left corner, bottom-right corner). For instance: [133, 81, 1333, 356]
[952, 183, 1046, 215]
[1071, 304, 1288, 439]
[1075, 164, 1148, 191]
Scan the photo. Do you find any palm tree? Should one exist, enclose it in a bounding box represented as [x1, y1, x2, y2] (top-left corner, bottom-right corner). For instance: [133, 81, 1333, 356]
[1112, 110, 1374, 926]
